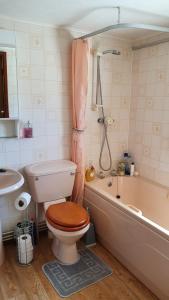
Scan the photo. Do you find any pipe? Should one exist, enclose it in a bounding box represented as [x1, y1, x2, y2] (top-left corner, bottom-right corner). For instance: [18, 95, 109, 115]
[132, 37, 169, 50]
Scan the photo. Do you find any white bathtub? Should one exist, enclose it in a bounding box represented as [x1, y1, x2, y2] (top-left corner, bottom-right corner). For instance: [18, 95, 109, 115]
[84, 176, 169, 300]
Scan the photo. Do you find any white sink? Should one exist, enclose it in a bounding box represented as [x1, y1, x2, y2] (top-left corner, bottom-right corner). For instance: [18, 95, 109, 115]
[0, 168, 24, 266]
[0, 169, 24, 195]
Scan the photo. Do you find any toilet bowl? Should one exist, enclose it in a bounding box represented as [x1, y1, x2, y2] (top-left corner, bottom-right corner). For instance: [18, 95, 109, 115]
[47, 221, 89, 264]
[24, 160, 90, 265]
[44, 200, 90, 264]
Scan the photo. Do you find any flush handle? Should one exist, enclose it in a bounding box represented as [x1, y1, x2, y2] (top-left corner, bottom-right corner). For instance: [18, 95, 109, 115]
[70, 172, 75, 176]
[70, 171, 81, 175]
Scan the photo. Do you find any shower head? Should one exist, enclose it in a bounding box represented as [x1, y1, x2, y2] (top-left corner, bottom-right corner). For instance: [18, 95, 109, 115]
[94, 48, 121, 57]
[102, 49, 120, 55]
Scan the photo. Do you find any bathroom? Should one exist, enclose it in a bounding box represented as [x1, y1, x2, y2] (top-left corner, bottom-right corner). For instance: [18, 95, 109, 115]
[0, 1, 169, 299]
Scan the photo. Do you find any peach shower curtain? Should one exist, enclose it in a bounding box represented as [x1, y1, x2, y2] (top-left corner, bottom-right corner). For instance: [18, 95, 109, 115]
[71, 39, 89, 204]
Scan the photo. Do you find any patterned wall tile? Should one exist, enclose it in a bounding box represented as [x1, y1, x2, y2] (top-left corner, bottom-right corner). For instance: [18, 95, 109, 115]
[129, 42, 169, 186]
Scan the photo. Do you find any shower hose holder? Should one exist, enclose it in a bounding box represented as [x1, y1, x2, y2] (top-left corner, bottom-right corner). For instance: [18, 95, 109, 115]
[97, 117, 104, 124]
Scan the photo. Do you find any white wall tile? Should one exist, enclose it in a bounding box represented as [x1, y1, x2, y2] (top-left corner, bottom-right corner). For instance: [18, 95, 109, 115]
[3, 19, 169, 233]
[16, 32, 30, 49]
[129, 45, 169, 186]
[0, 21, 72, 232]
[85, 38, 132, 170]
[30, 49, 44, 65]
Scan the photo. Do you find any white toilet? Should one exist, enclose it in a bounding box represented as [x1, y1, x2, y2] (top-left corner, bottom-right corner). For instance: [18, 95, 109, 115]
[24, 160, 90, 265]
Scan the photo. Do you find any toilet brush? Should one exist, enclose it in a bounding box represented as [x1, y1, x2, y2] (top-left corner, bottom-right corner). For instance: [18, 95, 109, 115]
[83, 207, 96, 247]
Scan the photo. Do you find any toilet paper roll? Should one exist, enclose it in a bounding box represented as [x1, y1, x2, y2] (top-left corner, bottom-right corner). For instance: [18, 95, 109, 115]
[15, 192, 31, 211]
[17, 233, 32, 243]
[17, 234, 33, 252]
[18, 250, 33, 264]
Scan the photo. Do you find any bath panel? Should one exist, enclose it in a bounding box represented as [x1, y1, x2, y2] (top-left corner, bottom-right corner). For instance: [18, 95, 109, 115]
[84, 176, 169, 300]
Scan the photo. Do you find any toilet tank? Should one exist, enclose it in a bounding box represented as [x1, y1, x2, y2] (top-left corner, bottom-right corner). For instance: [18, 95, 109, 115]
[24, 160, 77, 203]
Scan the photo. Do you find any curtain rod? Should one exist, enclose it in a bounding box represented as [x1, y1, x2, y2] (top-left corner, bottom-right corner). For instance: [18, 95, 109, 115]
[76, 23, 169, 40]
[132, 37, 169, 50]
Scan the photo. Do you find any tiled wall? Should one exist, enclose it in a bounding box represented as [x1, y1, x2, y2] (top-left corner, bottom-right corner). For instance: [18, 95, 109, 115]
[85, 36, 132, 171]
[0, 23, 72, 170]
[129, 42, 169, 186]
[2, 17, 169, 233]
[0, 17, 133, 232]
[0, 19, 73, 232]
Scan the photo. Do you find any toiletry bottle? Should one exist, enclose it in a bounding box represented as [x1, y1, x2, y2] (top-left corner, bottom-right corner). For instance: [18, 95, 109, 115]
[130, 162, 135, 176]
[111, 169, 117, 176]
[85, 162, 96, 182]
[123, 152, 131, 175]
[117, 161, 125, 176]
[24, 121, 33, 138]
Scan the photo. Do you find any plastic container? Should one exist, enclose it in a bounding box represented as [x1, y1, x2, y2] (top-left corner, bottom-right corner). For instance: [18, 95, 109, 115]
[123, 152, 131, 175]
[117, 161, 125, 176]
[117, 153, 132, 176]
[24, 121, 33, 138]
[130, 162, 135, 176]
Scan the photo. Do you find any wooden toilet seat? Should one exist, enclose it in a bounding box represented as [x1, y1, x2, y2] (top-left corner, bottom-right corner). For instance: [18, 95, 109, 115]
[46, 202, 90, 232]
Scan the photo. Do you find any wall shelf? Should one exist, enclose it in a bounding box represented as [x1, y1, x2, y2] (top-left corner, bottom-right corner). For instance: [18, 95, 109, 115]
[0, 118, 19, 138]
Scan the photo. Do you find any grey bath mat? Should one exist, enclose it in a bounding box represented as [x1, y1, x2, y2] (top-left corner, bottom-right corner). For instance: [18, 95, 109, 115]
[42, 248, 112, 297]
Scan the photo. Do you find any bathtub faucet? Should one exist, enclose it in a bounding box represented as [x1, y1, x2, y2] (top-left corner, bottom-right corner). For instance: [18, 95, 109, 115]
[98, 171, 105, 179]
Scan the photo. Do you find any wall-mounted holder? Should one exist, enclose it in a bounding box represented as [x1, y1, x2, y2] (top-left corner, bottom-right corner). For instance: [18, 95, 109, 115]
[97, 117, 104, 124]
[0, 118, 19, 138]
[97, 116, 114, 126]
[91, 104, 103, 111]
[0, 119, 34, 139]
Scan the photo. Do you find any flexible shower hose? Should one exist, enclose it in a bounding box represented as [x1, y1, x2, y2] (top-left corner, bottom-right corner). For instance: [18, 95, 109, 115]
[96, 56, 112, 171]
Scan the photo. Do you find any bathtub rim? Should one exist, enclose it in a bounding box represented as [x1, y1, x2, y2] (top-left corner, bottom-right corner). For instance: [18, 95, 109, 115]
[85, 179, 169, 242]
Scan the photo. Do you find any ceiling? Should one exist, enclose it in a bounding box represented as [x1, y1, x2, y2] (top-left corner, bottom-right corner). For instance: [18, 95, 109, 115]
[1, 0, 169, 40]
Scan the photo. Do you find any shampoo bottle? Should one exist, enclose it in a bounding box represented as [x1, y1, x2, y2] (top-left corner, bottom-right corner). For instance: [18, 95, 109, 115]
[130, 162, 135, 176]
[123, 152, 131, 175]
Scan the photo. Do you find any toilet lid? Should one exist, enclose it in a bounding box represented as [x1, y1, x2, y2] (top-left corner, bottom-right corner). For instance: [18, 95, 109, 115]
[46, 202, 89, 228]
[47, 215, 90, 232]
